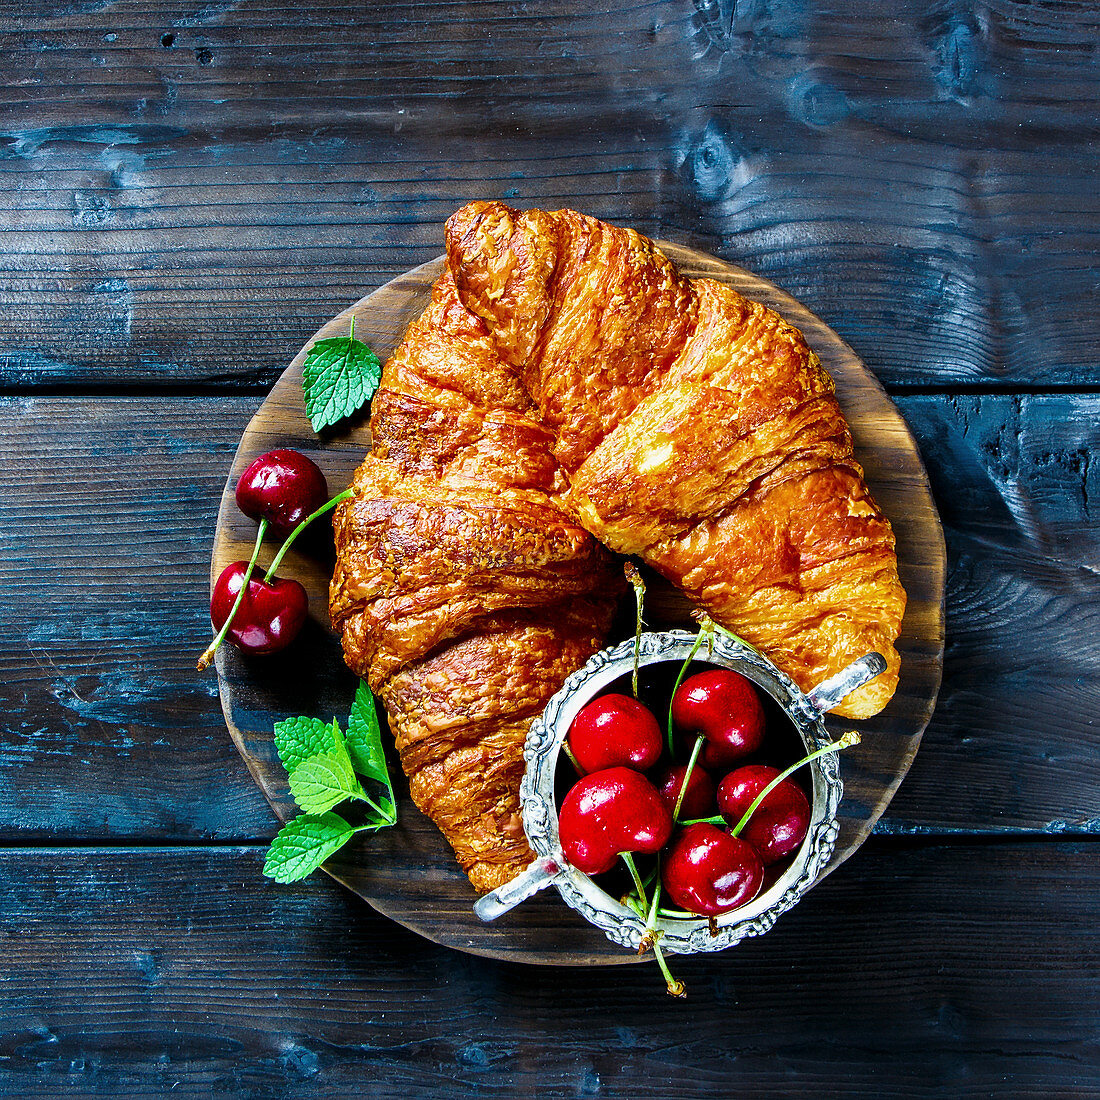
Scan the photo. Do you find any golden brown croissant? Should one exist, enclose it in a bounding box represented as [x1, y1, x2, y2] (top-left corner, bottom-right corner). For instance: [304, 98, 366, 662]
[332, 202, 906, 893]
[329, 272, 621, 893]
[446, 202, 906, 718]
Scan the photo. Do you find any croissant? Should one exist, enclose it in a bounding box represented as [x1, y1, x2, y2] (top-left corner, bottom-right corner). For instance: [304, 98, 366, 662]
[331, 202, 906, 894]
[329, 271, 622, 893]
[446, 202, 906, 719]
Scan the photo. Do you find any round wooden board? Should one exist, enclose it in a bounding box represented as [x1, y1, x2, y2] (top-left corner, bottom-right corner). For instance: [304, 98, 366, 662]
[212, 244, 945, 966]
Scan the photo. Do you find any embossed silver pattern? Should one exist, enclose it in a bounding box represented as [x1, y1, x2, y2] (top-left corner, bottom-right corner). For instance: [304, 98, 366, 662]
[518, 631, 857, 956]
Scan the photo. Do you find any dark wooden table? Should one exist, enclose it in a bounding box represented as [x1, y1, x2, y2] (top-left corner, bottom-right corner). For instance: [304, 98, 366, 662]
[3, 2, 1098, 1096]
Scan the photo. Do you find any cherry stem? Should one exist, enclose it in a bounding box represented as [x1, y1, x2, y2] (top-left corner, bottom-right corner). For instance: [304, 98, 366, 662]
[646, 873, 663, 927]
[263, 487, 354, 582]
[667, 624, 711, 754]
[672, 734, 706, 822]
[652, 938, 685, 998]
[621, 852, 684, 996]
[624, 562, 646, 699]
[730, 731, 861, 837]
[560, 741, 583, 775]
[619, 851, 648, 909]
[197, 518, 269, 671]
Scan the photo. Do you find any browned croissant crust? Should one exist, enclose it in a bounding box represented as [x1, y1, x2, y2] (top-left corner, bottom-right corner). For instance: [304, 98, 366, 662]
[446, 202, 906, 718]
[331, 202, 906, 893]
[329, 272, 622, 893]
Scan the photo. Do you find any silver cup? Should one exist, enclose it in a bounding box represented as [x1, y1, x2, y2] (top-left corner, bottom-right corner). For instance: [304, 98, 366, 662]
[475, 629, 885, 957]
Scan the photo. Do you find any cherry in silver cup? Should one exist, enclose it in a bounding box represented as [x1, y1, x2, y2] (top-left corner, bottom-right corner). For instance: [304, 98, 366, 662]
[475, 630, 885, 957]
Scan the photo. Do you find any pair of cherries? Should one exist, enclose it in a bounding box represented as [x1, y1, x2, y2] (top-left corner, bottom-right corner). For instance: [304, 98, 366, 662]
[558, 669, 811, 917]
[199, 449, 345, 669]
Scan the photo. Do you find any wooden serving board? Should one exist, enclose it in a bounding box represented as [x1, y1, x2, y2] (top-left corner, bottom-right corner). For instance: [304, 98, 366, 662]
[212, 244, 945, 965]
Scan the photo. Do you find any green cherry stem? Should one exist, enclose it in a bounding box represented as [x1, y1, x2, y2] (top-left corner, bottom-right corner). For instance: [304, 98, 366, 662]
[681, 731, 863, 830]
[696, 613, 761, 657]
[263, 487, 354, 582]
[624, 562, 646, 699]
[646, 888, 685, 999]
[621, 852, 685, 998]
[652, 939, 685, 998]
[728, 731, 860, 838]
[560, 741, 583, 775]
[646, 871, 663, 928]
[672, 734, 707, 822]
[197, 518, 268, 671]
[619, 851, 648, 908]
[666, 624, 711, 754]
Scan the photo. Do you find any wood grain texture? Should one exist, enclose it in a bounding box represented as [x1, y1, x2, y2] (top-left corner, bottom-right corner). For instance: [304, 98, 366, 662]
[2, 399, 1098, 847]
[4, 392, 1099, 841]
[0, 0, 1096, 1092]
[0, 1, 1096, 390]
[0, 841, 1097, 1098]
[211, 247, 944, 962]
[0, 396, 274, 839]
[884, 393, 1100, 835]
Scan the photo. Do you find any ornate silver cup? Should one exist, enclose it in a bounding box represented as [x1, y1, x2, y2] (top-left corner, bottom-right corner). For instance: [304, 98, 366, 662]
[475, 629, 884, 957]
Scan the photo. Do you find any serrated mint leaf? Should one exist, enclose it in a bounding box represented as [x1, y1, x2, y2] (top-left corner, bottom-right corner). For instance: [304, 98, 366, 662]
[274, 716, 336, 776]
[301, 320, 381, 432]
[346, 681, 389, 785]
[288, 752, 365, 815]
[262, 813, 358, 883]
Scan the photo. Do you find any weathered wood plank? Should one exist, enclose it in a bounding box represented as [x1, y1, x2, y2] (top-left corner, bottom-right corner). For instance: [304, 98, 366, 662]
[0, 395, 273, 838]
[883, 393, 1100, 834]
[4, 1, 1097, 131]
[0, 841, 1096, 1097]
[0, 392, 1097, 842]
[0, 2, 1096, 390]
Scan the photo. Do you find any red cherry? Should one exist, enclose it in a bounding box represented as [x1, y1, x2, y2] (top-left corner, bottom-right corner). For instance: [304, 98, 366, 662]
[717, 764, 811, 865]
[558, 767, 673, 875]
[661, 822, 764, 916]
[652, 762, 716, 820]
[236, 449, 329, 539]
[567, 694, 662, 773]
[672, 668, 765, 769]
[210, 561, 308, 656]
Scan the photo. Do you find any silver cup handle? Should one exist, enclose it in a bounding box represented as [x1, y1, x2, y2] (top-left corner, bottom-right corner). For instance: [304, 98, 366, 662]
[473, 855, 563, 922]
[805, 652, 888, 714]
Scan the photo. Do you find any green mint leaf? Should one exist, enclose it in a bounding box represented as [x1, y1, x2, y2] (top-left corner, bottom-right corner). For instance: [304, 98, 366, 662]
[374, 790, 397, 824]
[262, 812, 359, 883]
[288, 752, 365, 815]
[346, 681, 390, 786]
[301, 320, 382, 432]
[274, 716, 336, 775]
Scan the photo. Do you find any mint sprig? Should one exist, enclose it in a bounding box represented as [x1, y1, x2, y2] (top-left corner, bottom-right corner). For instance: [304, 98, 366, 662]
[263, 682, 398, 884]
[301, 316, 382, 432]
[274, 715, 338, 775]
[263, 812, 365, 884]
[346, 681, 390, 787]
[289, 749, 365, 815]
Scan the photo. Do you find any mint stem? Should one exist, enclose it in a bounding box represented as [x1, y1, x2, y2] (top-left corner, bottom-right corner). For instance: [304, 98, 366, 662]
[356, 789, 396, 826]
[197, 518, 268, 671]
[264, 487, 354, 582]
